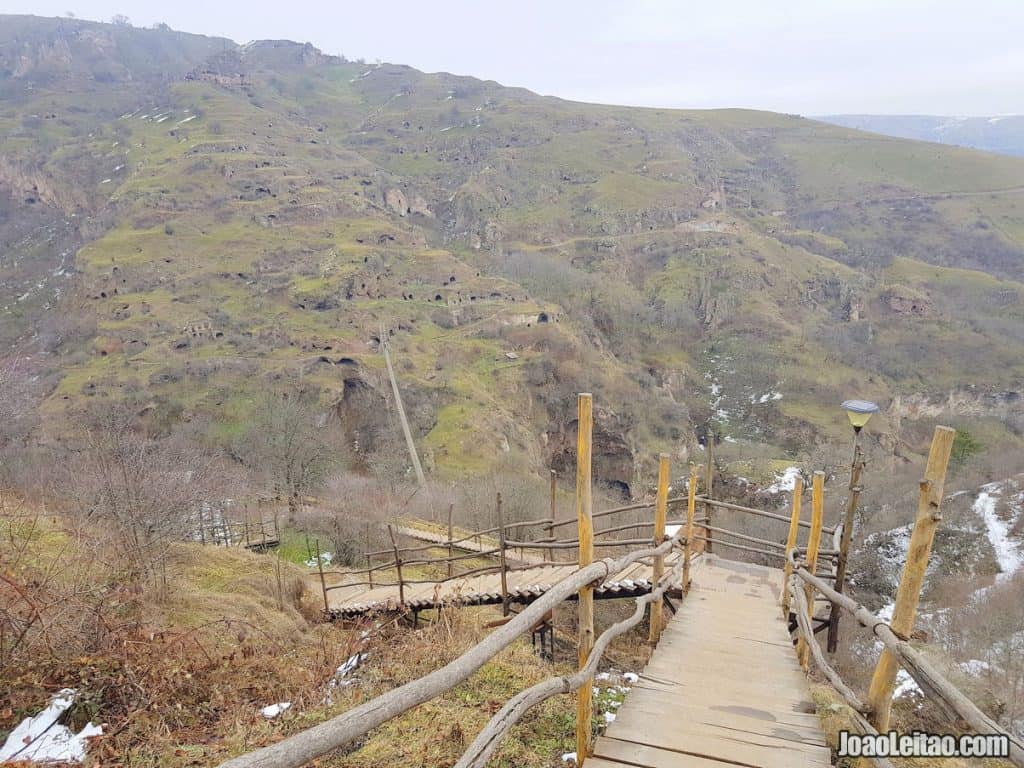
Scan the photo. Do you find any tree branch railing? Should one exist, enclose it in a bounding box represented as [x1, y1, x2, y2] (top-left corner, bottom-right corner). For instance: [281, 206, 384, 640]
[783, 425, 1024, 768]
[788, 551, 1024, 767]
[233, 400, 991, 768]
[217, 535, 683, 768]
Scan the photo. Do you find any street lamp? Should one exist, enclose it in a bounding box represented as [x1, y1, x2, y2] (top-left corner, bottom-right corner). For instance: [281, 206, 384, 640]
[842, 399, 880, 433]
[828, 399, 879, 652]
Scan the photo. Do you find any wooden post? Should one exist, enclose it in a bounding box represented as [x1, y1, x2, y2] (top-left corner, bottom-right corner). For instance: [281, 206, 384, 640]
[198, 504, 206, 545]
[780, 476, 805, 616]
[274, 545, 284, 611]
[497, 493, 509, 616]
[316, 538, 329, 614]
[704, 435, 714, 554]
[683, 463, 699, 592]
[867, 426, 955, 732]
[365, 522, 374, 587]
[797, 471, 824, 670]
[828, 437, 865, 653]
[575, 393, 595, 766]
[447, 503, 455, 579]
[547, 469, 557, 562]
[648, 453, 671, 644]
[243, 509, 250, 548]
[388, 524, 405, 607]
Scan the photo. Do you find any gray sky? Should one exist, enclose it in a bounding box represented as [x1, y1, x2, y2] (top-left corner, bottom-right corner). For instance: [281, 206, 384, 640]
[7, 0, 1024, 115]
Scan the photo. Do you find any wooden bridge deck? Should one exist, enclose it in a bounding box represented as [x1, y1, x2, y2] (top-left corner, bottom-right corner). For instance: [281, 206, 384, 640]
[590, 555, 831, 768]
[326, 552, 682, 617]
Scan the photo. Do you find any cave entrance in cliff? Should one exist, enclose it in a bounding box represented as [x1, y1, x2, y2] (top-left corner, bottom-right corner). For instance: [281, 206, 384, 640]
[605, 479, 631, 500]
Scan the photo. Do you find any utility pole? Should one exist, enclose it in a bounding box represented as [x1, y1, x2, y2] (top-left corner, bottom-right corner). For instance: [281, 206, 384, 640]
[380, 325, 426, 487]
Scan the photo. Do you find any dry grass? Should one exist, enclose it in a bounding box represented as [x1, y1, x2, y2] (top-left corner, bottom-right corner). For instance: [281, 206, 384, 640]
[810, 684, 1014, 768]
[0, 503, 598, 767]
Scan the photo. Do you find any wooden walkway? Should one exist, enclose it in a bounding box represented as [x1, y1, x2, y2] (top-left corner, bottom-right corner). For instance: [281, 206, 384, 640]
[326, 552, 682, 617]
[392, 525, 547, 565]
[590, 555, 831, 768]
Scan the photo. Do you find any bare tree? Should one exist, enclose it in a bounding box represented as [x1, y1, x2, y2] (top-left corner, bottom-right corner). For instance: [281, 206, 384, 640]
[64, 406, 216, 585]
[235, 390, 342, 520]
[0, 355, 38, 450]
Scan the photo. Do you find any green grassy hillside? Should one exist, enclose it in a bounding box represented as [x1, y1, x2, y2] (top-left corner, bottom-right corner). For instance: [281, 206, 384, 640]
[4, 16, 1024, 487]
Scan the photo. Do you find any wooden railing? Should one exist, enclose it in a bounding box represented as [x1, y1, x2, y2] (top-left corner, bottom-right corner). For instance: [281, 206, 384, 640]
[787, 425, 1024, 768]
[195, 513, 279, 550]
[221, 401, 1020, 768]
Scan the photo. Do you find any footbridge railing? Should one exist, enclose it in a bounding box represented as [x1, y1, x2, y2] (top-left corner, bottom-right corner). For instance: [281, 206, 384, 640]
[220, 400, 1021, 768]
[788, 425, 1024, 767]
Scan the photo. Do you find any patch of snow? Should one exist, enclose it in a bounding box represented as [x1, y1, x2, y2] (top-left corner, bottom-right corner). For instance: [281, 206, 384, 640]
[0, 689, 102, 764]
[765, 467, 801, 494]
[664, 525, 681, 539]
[710, 383, 721, 396]
[877, 601, 895, 622]
[113, 164, 124, 171]
[595, 672, 610, 681]
[724, 436, 737, 443]
[974, 483, 1024, 579]
[603, 711, 616, 723]
[960, 659, 991, 675]
[261, 702, 291, 719]
[561, 752, 577, 764]
[623, 672, 639, 683]
[176, 115, 197, 125]
[305, 552, 333, 568]
[100, 179, 111, 184]
[894, 669, 921, 698]
[335, 652, 366, 679]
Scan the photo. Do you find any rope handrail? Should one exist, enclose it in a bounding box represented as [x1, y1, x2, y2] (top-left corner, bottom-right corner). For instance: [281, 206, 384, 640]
[788, 551, 1024, 767]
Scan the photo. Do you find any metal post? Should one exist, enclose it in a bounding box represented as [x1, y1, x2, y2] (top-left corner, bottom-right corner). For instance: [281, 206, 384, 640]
[828, 434, 866, 652]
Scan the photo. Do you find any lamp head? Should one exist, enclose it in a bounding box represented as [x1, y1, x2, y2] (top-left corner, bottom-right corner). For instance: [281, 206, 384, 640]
[842, 399, 879, 432]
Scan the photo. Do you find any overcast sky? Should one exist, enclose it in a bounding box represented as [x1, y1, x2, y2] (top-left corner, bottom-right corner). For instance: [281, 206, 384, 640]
[7, 0, 1024, 115]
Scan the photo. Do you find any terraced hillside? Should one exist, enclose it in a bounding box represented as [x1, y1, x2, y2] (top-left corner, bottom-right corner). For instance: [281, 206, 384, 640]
[4, 15, 1024, 487]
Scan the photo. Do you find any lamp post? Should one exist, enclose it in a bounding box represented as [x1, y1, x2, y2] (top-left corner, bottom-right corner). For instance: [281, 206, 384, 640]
[827, 399, 879, 653]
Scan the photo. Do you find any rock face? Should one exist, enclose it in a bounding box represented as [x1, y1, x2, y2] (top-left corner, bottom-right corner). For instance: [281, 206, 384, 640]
[548, 408, 636, 498]
[880, 286, 931, 315]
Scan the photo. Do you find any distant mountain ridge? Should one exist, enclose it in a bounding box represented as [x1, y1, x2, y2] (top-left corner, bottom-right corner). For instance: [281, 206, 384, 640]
[818, 114, 1024, 157]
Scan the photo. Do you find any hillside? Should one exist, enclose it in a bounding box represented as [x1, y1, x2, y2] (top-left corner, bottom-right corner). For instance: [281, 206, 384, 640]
[4, 15, 1024, 489]
[820, 114, 1024, 158]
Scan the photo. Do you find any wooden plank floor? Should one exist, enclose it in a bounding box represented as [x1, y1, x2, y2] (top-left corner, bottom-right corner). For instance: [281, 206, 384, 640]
[590, 555, 832, 768]
[325, 551, 682, 616]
